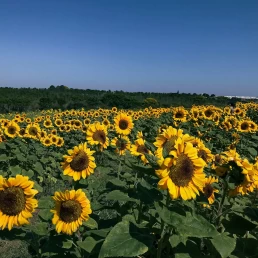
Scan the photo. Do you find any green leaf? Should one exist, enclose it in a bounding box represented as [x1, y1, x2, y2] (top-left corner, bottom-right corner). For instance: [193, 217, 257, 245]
[156, 203, 218, 238]
[83, 217, 98, 229]
[33, 162, 44, 175]
[169, 235, 187, 248]
[77, 237, 97, 253]
[30, 222, 49, 236]
[62, 240, 73, 249]
[38, 196, 53, 209]
[211, 233, 236, 258]
[0, 142, 6, 149]
[34, 181, 43, 192]
[0, 154, 9, 161]
[16, 154, 26, 162]
[38, 209, 53, 221]
[22, 169, 34, 178]
[248, 147, 257, 157]
[109, 178, 126, 187]
[99, 221, 154, 258]
[106, 190, 139, 203]
[9, 165, 22, 176]
[175, 254, 191, 258]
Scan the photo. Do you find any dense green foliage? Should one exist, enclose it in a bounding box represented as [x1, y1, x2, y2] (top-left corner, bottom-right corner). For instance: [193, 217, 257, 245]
[0, 85, 244, 113]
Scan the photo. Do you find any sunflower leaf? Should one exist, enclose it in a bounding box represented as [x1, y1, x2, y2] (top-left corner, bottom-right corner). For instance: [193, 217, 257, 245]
[210, 233, 236, 258]
[106, 190, 139, 203]
[99, 221, 154, 258]
[83, 217, 98, 229]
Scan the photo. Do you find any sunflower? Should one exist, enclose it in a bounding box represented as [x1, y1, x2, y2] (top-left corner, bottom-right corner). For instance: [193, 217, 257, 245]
[154, 126, 194, 163]
[43, 119, 53, 128]
[228, 159, 258, 196]
[156, 138, 206, 200]
[203, 176, 219, 204]
[62, 142, 96, 181]
[114, 113, 134, 135]
[18, 128, 27, 138]
[83, 118, 91, 126]
[41, 137, 52, 147]
[130, 138, 153, 164]
[172, 107, 188, 122]
[86, 122, 109, 151]
[111, 136, 131, 156]
[51, 189, 92, 235]
[5, 121, 20, 138]
[25, 123, 41, 139]
[102, 118, 110, 127]
[56, 137, 65, 147]
[237, 120, 251, 133]
[203, 106, 215, 120]
[55, 119, 63, 127]
[0, 175, 38, 230]
[196, 143, 214, 164]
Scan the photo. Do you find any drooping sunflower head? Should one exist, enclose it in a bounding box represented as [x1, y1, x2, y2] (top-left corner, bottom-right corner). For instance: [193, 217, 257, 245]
[111, 136, 131, 156]
[51, 189, 92, 235]
[62, 142, 96, 181]
[130, 138, 152, 164]
[202, 176, 219, 204]
[114, 113, 134, 135]
[0, 175, 38, 230]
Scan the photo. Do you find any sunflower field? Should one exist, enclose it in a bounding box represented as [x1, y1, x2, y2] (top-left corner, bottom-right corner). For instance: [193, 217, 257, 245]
[0, 102, 258, 258]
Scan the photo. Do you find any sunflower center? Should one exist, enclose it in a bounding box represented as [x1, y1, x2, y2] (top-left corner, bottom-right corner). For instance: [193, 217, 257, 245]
[29, 127, 38, 136]
[169, 154, 194, 187]
[8, 126, 16, 135]
[175, 112, 184, 118]
[198, 150, 208, 162]
[119, 119, 128, 130]
[203, 184, 213, 198]
[70, 150, 89, 171]
[0, 187, 26, 215]
[93, 130, 106, 144]
[204, 109, 213, 117]
[137, 145, 148, 154]
[241, 122, 249, 130]
[116, 140, 127, 150]
[60, 200, 82, 223]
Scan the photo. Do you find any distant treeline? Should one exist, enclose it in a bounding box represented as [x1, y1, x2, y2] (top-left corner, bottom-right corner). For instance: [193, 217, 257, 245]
[0, 85, 248, 113]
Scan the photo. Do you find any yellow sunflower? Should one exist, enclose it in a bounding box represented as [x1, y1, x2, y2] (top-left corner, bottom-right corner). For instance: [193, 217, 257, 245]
[237, 120, 251, 133]
[86, 122, 109, 151]
[25, 123, 41, 139]
[203, 176, 219, 204]
[114, 113, 134, 135]
[172, 107, 188, 122]
[130, 138, 153, 164]
[0, 175, 38, 230]
[51, 189, 92, 235]
[41, 137, 52, 147]
[62, 142, 96, 181]
[56, 137, 64, 147]
[154, 126, 194, 164]
[4, 121, 20, 138]
[156, 138, 206, 200]
[196, 143, 214, 164]
[111, 136, 131, 156]
[43, 119, 53, 128]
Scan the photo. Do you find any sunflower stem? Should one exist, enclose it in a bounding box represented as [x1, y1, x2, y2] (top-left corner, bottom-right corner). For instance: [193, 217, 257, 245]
[117, 157, 122, 179]
[157, 220, 166, 258]
[216, 179, 228, 229]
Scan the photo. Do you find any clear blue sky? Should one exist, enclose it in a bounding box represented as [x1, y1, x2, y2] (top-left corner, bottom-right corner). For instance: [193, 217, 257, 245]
[0, 0, 257, 96]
